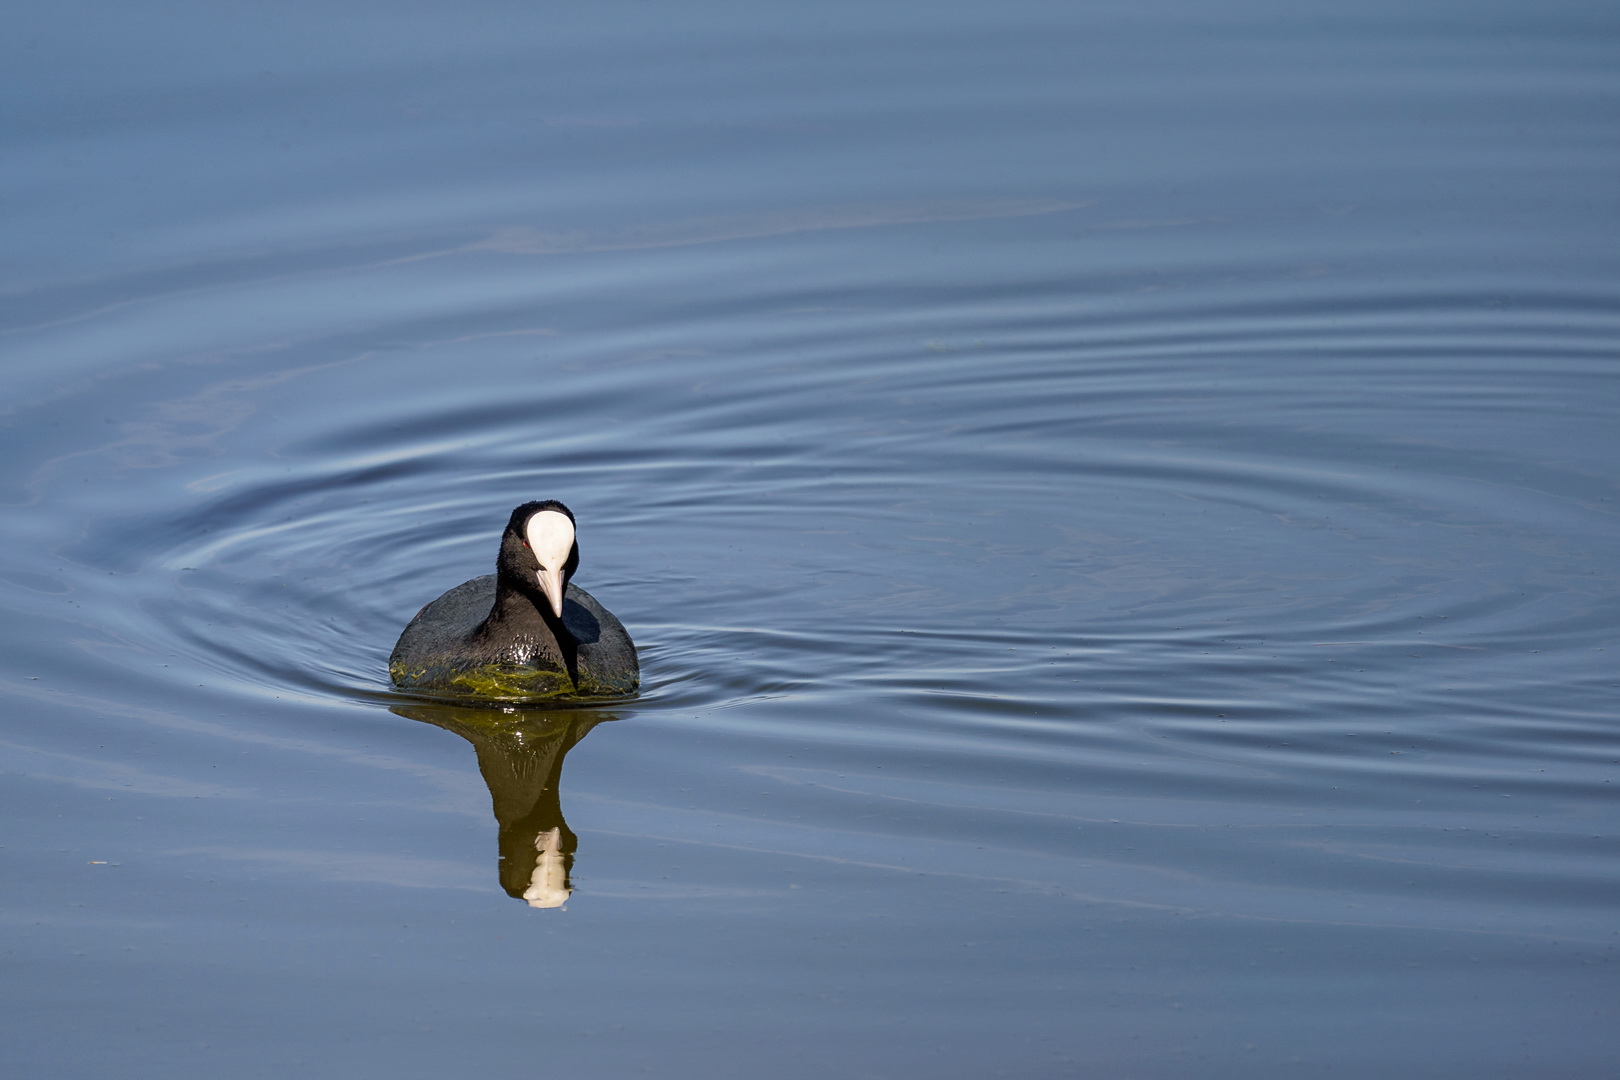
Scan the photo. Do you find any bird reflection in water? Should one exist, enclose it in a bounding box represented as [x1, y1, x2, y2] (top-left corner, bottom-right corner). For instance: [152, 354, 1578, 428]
[390, 703, 612, 908]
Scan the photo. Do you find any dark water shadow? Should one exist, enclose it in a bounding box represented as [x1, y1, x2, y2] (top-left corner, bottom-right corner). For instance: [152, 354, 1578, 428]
[390, 702, 617, 909]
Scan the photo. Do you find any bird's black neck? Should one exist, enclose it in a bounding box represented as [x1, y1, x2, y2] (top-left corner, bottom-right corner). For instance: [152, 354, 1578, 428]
[476, 576, 577, 680]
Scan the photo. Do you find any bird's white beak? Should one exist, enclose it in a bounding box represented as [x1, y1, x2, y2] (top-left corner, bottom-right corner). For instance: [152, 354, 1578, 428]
[526, 509, 575, 620]
[536, 566, 565, 618]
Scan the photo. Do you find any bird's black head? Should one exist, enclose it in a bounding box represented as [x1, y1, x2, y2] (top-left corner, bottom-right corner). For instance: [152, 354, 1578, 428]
[496, 500, 579, 618]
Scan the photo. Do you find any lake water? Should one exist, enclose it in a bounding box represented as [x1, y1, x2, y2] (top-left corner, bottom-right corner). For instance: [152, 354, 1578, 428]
[4, 2, 1618, 1076]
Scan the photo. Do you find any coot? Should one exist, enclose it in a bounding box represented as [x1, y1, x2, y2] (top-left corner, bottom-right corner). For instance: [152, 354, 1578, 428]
[389, 501, 639, 700]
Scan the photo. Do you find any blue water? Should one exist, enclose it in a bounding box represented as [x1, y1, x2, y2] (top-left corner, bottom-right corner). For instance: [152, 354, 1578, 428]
[3, 2, 1618, 1076]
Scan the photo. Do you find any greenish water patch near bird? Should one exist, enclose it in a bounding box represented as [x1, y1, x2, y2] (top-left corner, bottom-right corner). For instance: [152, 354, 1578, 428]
[391, 699, 609, 744]
[389, 660, 636, 705]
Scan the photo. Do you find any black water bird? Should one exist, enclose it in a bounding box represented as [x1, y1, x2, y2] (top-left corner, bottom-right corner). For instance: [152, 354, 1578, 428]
[389, 501, 638, 699]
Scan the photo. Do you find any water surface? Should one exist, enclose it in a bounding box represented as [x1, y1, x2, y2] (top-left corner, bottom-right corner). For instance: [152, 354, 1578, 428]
[3, 2, 1618, 1077]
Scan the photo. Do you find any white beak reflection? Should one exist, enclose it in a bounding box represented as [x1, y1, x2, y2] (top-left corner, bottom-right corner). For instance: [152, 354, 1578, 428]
[524, 827, 571, 909]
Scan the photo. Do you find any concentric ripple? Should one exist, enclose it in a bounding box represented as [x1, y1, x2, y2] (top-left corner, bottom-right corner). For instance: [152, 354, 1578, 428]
[10, 260, 1611, 803]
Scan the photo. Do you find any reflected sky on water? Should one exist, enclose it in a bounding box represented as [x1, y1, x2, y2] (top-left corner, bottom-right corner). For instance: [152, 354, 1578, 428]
[2, 1, 1618, 1077]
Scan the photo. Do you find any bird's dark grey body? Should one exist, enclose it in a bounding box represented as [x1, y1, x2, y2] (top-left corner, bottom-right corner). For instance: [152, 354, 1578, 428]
[389, 501, 639, 701]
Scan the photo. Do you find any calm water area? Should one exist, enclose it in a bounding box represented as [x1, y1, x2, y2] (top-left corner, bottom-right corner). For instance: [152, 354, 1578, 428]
[4, 2, 1618, 1076]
